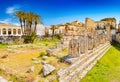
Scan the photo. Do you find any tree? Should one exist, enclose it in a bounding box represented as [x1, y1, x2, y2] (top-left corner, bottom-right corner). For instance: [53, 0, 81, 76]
[50, 25, 58, 39]
[34, 14, 40, 33]
[27, 12, 34, 33]
[22, 12, 27, 34]
[15, 10, 24, 34]
[15, 11, 42, 37]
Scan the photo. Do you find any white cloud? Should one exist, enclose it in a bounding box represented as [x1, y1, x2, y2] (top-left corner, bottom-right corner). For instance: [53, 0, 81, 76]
[6, 7, 15, 14]
[1, 5, 21, 26]
[0, 18, 11, 24]
[0, 18, 20, 26]
[6, 5, 20, 15]
[14, 23, 20, 26]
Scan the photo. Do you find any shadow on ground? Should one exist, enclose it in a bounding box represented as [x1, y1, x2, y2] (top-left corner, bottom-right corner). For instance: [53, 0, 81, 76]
[112, 41, 120, 51]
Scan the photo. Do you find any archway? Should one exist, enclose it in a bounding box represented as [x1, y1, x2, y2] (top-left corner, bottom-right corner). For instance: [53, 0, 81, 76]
[3, 28, 6, 35]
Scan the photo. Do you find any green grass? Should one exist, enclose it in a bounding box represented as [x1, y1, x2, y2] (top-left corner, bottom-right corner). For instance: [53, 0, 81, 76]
[0, 43, 7, 48]
[38, 38, 60, 47]
[81, 42, 120, 82]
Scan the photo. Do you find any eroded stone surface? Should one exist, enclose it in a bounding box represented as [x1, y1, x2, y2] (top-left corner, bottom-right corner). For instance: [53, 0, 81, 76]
[68, 39, 79, 57]
[78, 35, 88, 54]
[87, 33, 94, 50]
[42, 64, 56, 76]
[42, 56, 48, 60]
[62, 56, 78, 64]
[27, 66, 35, 72]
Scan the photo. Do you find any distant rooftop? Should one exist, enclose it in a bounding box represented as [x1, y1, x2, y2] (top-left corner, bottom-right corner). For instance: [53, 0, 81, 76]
[0, 23, 19, 27]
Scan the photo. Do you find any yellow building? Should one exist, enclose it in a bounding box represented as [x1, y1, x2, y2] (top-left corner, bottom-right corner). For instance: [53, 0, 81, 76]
[0, 23, 22, 36]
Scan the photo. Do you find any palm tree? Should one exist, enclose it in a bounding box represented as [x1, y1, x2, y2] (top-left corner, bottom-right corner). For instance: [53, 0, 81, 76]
[25, 12, 30, 34]
[27, 12, 32, 33]
[15, 10, 24, 34]
[50, 25, 58, 39]
[34, 14, 40, 33]
[15, 11, 42, 35]
[22, 12, 27, 34]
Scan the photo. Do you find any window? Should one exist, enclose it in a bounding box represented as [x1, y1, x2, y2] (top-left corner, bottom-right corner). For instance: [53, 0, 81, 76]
[3, 28, 6, 35]
[13, 29, 16, 34]
[8, 29, 11, 35]
[18, 29, 21, 34]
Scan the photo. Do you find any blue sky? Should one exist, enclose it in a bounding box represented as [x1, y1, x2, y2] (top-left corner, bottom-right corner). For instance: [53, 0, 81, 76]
[0, 0, 120, 26]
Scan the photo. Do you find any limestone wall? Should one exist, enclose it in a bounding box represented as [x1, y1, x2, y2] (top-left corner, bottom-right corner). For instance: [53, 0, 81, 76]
[60, 18, 113, 46]
[85, 18, 95, 33]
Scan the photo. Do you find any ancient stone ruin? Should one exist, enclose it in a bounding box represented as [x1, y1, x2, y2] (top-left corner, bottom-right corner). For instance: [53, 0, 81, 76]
[61, 18, 115, 46]
[57, 18, 112, 82]
[68, 39, 79, 57]
[45, 17, 116, 82]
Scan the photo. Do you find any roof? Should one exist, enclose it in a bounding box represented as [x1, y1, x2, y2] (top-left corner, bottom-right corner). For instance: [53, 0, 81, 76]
[0, 23, 18, 27]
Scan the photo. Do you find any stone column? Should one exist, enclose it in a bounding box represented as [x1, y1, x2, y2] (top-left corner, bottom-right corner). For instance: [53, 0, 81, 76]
[87, 33, 94, 50]
[106, 24, 111, 41]
[6, 29, 8, 35]
[0, 29, 2, 35]
[95, 34, 99, 46]
[78, 35, 88, 54]
[68, 39, 79, 57]
[16, 29, 18, 35]
[93, 35, 97, 48]
[11, 28, 13, 36]
[103, 34, 106, 43]
[99, 34, 105, 44]
[93, 32, 99, 48]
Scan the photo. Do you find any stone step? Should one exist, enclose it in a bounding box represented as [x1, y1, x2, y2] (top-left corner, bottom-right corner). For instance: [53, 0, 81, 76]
[78, 44, 111, 80]
[59, 43, 110, 80]
[69, 42, 109, 70]
[59, 42, 109, 77]
[76, 44, 110, 81]
[58, 42, 111, 82]
[65, 44, 111, 82]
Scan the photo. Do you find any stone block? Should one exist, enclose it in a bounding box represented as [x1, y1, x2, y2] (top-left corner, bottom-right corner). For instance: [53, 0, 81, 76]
[68, 39, 79, 57]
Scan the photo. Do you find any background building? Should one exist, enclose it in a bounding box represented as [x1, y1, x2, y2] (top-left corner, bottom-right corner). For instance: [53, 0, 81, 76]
[35, 24, 45, 36]
[0, 23, 45, 36]
[0, 23, 22, 36]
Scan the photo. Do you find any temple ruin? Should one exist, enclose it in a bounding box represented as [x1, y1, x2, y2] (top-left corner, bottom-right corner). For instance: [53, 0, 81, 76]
[57, 18, 115, 82]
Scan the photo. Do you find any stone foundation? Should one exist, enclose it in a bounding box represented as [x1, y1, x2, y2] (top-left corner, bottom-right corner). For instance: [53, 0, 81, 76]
[57, 42, 111, 82]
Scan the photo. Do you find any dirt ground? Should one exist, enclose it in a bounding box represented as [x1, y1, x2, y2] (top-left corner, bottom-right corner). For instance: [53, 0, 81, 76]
[0, 43, 69, 82]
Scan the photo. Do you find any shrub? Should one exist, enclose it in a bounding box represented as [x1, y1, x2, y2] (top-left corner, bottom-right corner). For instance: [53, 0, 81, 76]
[45, 43, 48, 46]
[54, 34, 62, 39]
[39, 52, 46, 57]
[23, 32, 37, 43]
